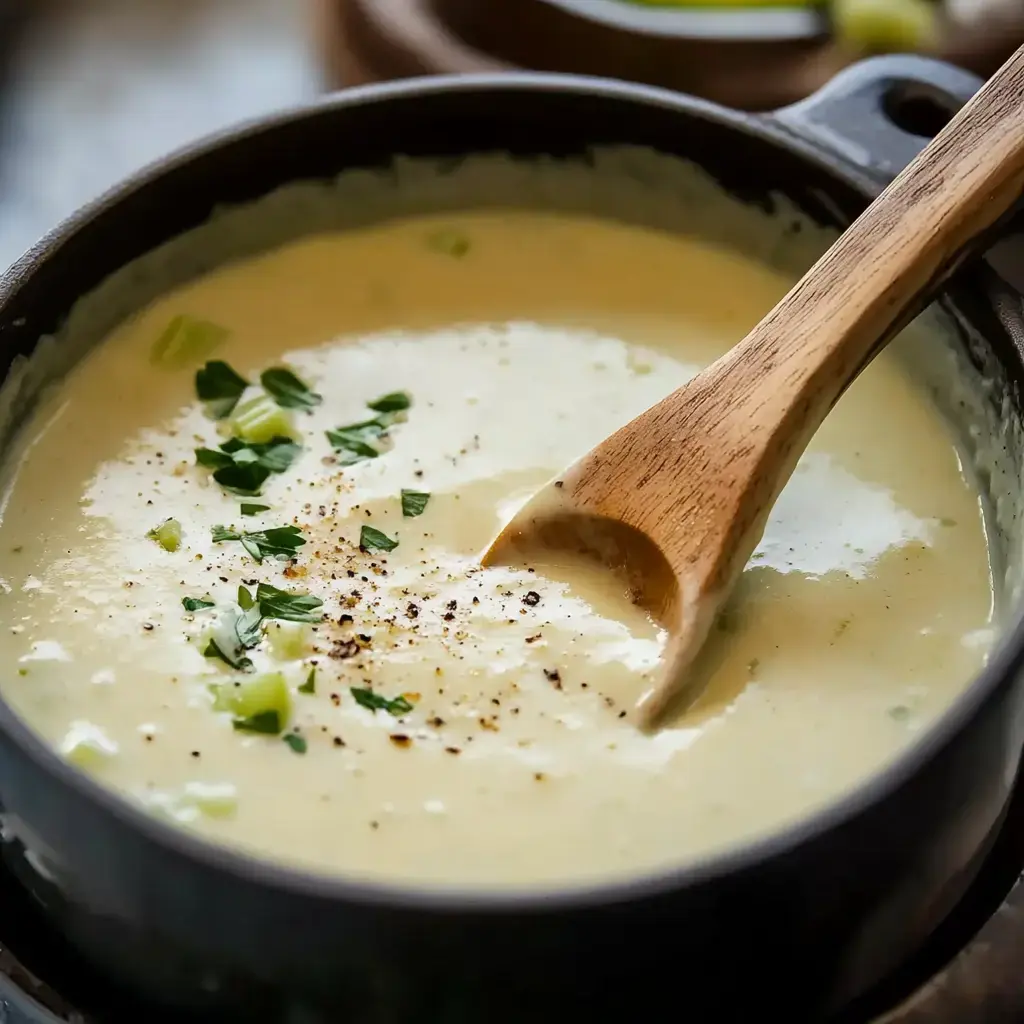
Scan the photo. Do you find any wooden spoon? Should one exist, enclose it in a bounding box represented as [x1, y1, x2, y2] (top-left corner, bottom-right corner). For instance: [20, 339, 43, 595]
[482, 45, 1024, 729]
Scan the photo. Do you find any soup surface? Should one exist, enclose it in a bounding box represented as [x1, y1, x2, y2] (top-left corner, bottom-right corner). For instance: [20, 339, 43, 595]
[0, 210, 994, 888]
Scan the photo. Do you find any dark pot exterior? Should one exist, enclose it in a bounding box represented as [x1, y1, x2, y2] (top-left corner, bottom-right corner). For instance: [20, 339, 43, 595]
[0, 58, 1023, 1024]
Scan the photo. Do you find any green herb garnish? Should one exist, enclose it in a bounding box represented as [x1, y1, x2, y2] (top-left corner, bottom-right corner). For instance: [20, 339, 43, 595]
[401, 489, 430, 518]
[182, 596, 215, 612]
[204, 460, 271, 496]
[150, 316, 229, 369]
[204, 585, 321, 674]
[351, 687, 413, 716]
[299, 667, 316, 694]
[222, 437, 300, 473]
[261, 367, 322, 410]
[256, 582, 323, 623]
[367, 391, 411, 414]
[426, 229, 471, 258]
[211, 524, 306, 563]
[204, 638, 253, 673]
[196, 360, 249, 419]
[203, 603, 264, 671]
[326, 394, 411, 465]
[233, 605, 264, 649]
[326, 419, 389, 466]
[283, 733, 308, 754]
[240, 503, 270, 516]
[232, 710, 282, 735]
[360, 525, 398, 552]
[195, 437, 300, 495]
[195, 448, 237, 470]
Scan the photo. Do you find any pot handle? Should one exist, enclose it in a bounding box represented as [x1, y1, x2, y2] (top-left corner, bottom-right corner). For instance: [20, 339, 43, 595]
[773, 55, 984, 186]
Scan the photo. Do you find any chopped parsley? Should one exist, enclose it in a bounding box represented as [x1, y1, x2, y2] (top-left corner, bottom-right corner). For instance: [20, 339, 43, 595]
[233, 605, 265, 649]
[368, 391, 411, 413]
[182, 596, 215, 612]
[256, 582, 323, 623]
[360, 525, 398, 552]
[327, 393, 412, 465]
[223, 437, 300, 473]
[283, 733, 308, 754]
[207, 462, 270, 497]
[401, 489, 430, 517]
[299, 667, 316, 694]
[326, 418, 390, 466]
[240, 503, 270, 516]
[195, 448, 243, 471]
[150, 316, 229, 369]
[195, 436, 300, 495]
[201, 585, 322, 673]
[204, 637, 253, 672]
[232, 710, 282, 735]
[203, 603, 264, 671]
[211, 524, 306, 563]
[261, 367, 322, 410]
[195, 360, 249, 419]
[351, 687, 413, 716]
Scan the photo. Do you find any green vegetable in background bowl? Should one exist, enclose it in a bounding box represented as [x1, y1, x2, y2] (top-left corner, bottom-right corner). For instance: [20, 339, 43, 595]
[833, 0, 940, 51]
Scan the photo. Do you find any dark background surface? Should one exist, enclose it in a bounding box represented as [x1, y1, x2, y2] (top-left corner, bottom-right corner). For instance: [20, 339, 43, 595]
[0, 0, 319, 272]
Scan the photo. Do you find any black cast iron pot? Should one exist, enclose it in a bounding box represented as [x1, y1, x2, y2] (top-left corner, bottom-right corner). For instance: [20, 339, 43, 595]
[0, 55, 1022, 1024]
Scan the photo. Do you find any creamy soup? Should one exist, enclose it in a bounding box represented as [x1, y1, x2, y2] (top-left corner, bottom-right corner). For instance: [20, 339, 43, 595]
[0, 203, 995, 888]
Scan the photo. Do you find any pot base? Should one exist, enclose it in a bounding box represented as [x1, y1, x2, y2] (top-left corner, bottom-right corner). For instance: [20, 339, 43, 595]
[2, 771, 1024, 1024]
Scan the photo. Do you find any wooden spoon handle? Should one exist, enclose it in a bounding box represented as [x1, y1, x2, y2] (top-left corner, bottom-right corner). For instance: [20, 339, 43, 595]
[721, 45, 1024, 443]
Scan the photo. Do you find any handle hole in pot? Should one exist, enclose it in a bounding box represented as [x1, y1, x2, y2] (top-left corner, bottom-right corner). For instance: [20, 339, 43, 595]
[881, 82, 961, 139]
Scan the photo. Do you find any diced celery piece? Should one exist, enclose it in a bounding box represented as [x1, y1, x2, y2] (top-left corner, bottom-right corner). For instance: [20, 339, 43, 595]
[147, 518, 182, 552]
[267, 620, 313, 661]
[212, 671, 291, 728]
[230, 393, 296, 444]
[426, 229, 471, 258]
[182, 781, 238, 820]
[60, 721, 118, 769]
[833, 0, 939, 53]
[150, 315, 229, 369]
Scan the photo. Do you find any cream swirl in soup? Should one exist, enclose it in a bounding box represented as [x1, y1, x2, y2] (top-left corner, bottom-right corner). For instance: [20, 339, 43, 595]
[0, 209, 993, 888]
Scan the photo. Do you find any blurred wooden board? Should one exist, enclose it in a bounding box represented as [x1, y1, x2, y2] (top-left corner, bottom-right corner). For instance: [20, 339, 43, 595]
[316, 0, 1024, 110]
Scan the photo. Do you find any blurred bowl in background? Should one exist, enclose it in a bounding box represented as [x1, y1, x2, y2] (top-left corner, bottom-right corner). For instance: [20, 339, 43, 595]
[330, 0, 843, 109]
[320, 0, 1024, 111]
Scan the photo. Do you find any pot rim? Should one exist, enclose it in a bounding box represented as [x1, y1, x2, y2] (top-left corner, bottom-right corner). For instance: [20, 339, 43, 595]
[1, 68, 1019, 913]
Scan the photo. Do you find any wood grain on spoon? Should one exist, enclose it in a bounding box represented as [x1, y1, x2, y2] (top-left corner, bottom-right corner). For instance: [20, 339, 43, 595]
[482, 45, 1024, 729]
